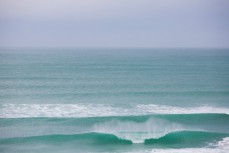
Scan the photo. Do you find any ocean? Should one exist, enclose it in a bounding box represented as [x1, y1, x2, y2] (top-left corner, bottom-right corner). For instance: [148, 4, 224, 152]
[0, 48, 229, 153]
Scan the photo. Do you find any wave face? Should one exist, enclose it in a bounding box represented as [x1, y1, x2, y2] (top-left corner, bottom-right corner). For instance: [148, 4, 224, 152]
[1, 131, 228, 146]
[1, 48, 229, 153]
[1, 131, 228, 153]
[144, 131, 227, 146]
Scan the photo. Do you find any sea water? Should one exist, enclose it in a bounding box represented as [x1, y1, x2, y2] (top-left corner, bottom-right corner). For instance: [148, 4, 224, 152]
[0, 48, 229, 153]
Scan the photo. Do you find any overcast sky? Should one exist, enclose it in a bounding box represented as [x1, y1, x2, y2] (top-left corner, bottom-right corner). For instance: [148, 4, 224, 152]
[0, 0, 229, 48]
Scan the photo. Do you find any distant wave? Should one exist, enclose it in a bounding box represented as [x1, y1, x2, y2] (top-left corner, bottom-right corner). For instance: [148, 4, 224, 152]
[1, 91, 228, 97]
[1, 103, 229, 118]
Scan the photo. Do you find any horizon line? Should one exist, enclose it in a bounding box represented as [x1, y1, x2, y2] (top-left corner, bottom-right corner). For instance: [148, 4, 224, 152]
[1, 46, 229, 50]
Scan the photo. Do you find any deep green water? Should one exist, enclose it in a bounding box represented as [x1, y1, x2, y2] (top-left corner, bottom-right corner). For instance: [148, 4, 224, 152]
[0, 48, 229, 153]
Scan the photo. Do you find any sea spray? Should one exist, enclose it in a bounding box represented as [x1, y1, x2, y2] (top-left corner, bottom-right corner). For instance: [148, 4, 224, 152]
[93, 118, 184, 143]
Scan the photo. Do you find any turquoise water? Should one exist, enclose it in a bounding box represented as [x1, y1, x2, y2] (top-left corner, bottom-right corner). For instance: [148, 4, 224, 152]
[0, 48, 229, 153]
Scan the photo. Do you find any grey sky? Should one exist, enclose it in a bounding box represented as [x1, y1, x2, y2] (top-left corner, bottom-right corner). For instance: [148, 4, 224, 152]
[0, 0, 229, 48]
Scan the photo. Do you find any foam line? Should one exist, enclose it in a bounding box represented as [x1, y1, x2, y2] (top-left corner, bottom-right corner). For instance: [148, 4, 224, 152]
[0, 103, 229, 118]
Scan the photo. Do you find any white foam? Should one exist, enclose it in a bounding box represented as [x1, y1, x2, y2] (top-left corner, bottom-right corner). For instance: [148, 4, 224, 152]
[123, 148, 228, 153]
[0, 103, 229, 118]
[0, 104, 124, 118]
[216, 137, 229, 150]
[137, 104, 229, 115]
[93, 118, 184, 143]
